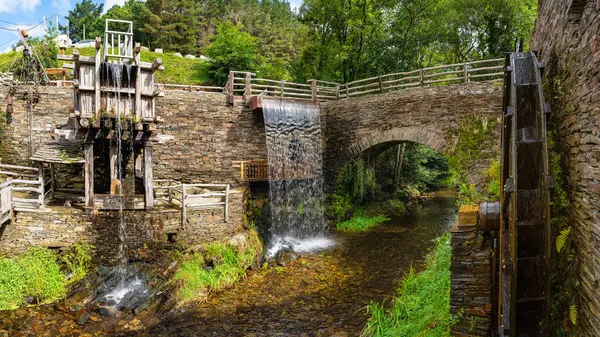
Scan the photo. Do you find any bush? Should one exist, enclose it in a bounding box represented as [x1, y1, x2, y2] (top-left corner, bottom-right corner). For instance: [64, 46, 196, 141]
[0, 248, 67, 310]
[174, 230, 261, 301]
[326, 194, 352, 223]
[362, 234, 452, 337]
[60, 243, 94, 283]
[336, 214, 389, 232]
[457, 183, 482, 206]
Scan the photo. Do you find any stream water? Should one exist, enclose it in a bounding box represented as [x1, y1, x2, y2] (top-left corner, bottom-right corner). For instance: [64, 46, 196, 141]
[0, 191, 456, 337]
[140, 191, 457, 337]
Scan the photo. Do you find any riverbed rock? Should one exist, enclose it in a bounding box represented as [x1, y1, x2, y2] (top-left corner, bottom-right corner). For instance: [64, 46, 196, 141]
[97, 305, 118, 318]
[76, 309, 91, 325]
[274, 247, 299, 266]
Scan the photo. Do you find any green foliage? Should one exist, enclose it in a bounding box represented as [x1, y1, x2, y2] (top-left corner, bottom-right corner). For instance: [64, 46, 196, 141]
[203, 22, 260, 85]
[0, 248, 67, 310]
[60, 243, 94, 283]
[362, 234, 452, 336]
[326, 194, 352, 224]
[486, 159, 501, 200]
[457, 183, 482, 206]
[174, 230, 262, 301]
[569, 304, 578, 326]
[556, 227, 571, 253]
[65, 0, 105, 42]
[336, 214, 389, 232]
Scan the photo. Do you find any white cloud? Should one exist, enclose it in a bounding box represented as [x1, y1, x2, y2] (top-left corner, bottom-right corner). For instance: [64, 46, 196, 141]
[52, 0, 71, 15]
[104, 0, 124, 11]
[0, 0, 41, 13]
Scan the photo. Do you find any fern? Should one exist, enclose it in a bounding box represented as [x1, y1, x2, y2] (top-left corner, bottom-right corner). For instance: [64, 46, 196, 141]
[556, 227, 571, 253]
[569, 304, 578, 326]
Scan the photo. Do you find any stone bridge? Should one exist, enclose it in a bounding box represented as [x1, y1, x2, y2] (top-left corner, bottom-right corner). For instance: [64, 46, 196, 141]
[320, 81, 503, 187]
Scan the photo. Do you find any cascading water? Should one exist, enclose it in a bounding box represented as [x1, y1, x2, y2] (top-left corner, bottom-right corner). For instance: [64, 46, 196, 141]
[262, 99, 333, 257]
[94, 62, 147, 310]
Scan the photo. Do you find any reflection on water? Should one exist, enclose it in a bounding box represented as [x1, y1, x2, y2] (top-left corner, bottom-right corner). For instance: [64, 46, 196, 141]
[143, 191, 457, 337]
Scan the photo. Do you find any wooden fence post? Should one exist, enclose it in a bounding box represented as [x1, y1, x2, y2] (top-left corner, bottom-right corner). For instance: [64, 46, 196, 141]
[37, 163, 44, 208]
[227, 71, 234, 105]
[181, 184, 187, 227]
[311, 80, 317, 102]
[345, 83, 349, 99]
[378, 76, 383, 93]
[419, 69, 424, 86]
[280, 80, 285, 98]
[463, 63, 469, 84]
[224, 184, 229, 223]
[336, 84, 340, 100]
[244, 72, 252, 103]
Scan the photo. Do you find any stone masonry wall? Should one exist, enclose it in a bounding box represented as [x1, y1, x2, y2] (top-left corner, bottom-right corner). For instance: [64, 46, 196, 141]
[0, 188, 245, 262]
[320, 82, 503, 190]
[532, 1, 600, 335]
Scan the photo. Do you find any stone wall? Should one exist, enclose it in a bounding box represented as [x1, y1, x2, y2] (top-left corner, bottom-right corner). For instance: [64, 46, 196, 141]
[320, 82, 503, 189]
[532, 1, 600, 335]
[450, 226, 493, 337]
[0, 188, 245, 262]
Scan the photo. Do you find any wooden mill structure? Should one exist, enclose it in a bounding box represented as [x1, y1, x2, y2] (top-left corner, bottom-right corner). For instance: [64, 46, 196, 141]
[53, 20, 163, 210]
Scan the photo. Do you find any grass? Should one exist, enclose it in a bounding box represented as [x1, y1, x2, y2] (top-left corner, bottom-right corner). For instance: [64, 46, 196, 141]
[0, 48, 209, 85]
[174, 230, 262, 301]
[336, 214, 390, 232]
[362, 233, 452, 337]
[0, 243, 94, 310]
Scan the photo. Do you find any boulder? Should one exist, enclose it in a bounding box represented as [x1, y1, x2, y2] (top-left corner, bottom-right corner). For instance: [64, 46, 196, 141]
[274, 247, 299, 266]
[171, 52, 183, 57]
[184, 54, 196, 59]
[154, 48, 163, 54]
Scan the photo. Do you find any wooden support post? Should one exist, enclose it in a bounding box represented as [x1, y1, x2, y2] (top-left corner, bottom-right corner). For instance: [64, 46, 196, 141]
[227, 71, 234, 106]
[336, 84, 340, 100]
[378, 76, 383, 93]
[224, 184, 229, 222]
[240, 161, 245, 181]
[109, 141, 119, 195]
[463, 63, 469, 84]
[38, 163, 44, 208]
[280, 80, 285, 98]
[50, 163, 55, 199]
[143, 141, 154, 209]
[244, 72, 252, 103]
[311, 80, 317, 102]
[94, 38, 101, 122]
[345, 83, 349, 99]
[181, 183, 187, 226]
[419, 69, 424, 86]
[134, 146, 143, 178]
[134, 43, 142, 123]
[84, 142, 94, 208]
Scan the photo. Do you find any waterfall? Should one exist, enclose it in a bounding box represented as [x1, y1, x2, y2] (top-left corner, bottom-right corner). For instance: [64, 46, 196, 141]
[262, 99, 333, 257]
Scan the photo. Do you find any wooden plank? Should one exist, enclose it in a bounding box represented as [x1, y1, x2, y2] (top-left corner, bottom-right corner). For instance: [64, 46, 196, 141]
[94, 37, 101, 120]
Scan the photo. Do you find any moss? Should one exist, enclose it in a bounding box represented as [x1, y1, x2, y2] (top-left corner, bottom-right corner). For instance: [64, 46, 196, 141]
[336, 214, 390, 232]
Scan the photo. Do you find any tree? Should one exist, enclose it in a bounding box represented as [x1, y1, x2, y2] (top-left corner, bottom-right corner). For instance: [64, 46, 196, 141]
[203, 22, 259, 85]
[65, 0, 104, 42]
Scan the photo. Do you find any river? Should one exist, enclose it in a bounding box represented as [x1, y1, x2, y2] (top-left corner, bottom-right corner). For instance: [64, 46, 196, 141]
[0, 191, 456, 337]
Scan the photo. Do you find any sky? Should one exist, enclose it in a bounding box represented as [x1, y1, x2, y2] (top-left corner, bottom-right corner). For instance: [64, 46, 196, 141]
[0, 0, 303, 52]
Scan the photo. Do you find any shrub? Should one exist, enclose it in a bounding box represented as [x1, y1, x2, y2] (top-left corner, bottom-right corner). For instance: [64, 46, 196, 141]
[486, 159, 501, 200]
[0, 247, 67, 310]
[362, 234, 452, 337]
[457, 183, 482, 206]
[174, 230, 262, 301]
[60, 243, 94, 283]
[326, 194, 352, 223]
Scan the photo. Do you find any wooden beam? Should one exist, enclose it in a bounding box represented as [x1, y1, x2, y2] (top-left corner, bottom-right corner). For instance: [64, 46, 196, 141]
[94, 38, 101, 121]
[135, 43, 142, 123]
[143, 141, 154, 209]
[84, 142, 94, 208]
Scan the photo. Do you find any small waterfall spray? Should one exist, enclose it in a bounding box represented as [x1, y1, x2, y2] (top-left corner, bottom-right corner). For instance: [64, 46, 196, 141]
[262, 99, 333, 257]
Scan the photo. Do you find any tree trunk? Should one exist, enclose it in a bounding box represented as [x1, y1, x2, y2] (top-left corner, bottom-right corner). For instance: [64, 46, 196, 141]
[393, 143, 406, 192]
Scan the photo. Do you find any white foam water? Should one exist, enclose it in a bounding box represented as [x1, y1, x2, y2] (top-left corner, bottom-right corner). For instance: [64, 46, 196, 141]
[266, 236, 335, 258]
[103, 276, 144, 306]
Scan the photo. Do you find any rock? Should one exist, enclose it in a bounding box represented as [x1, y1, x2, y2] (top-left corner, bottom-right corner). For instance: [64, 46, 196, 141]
[184, 54, 196, 59]
[154, 48, 163, 54]
[171, 52, 183, 57]
[75, 309, 91, 325]
[97, 305, 118, 318]
[274, 247, 299, 266]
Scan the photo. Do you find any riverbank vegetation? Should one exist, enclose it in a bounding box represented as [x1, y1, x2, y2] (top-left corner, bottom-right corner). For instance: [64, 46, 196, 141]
[174, 229, 262, 302]
[0, 243, 93, 310]
[362, 234, 452, 336]
[328, 142, 450, 229]
[5, 0, 536, 86]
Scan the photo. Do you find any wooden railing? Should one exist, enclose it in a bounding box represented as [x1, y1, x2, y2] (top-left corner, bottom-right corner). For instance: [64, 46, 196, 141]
[226, 58, 504, 103]
[0, 181, 13, 225]
[240, 160, 269, 181]
[153, 181, 230, 224]
[0, 162, 44, 211]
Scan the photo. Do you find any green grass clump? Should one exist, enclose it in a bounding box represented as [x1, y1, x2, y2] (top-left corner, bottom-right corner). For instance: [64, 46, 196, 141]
[362, 233, 452, 337]
[336, 214, 390, 232]
[174, 231, 261, 301]
[0, 248, 67, 310]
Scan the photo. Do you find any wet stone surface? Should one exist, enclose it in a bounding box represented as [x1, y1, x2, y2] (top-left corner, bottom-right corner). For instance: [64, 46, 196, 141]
[0, 193, 456, 337]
